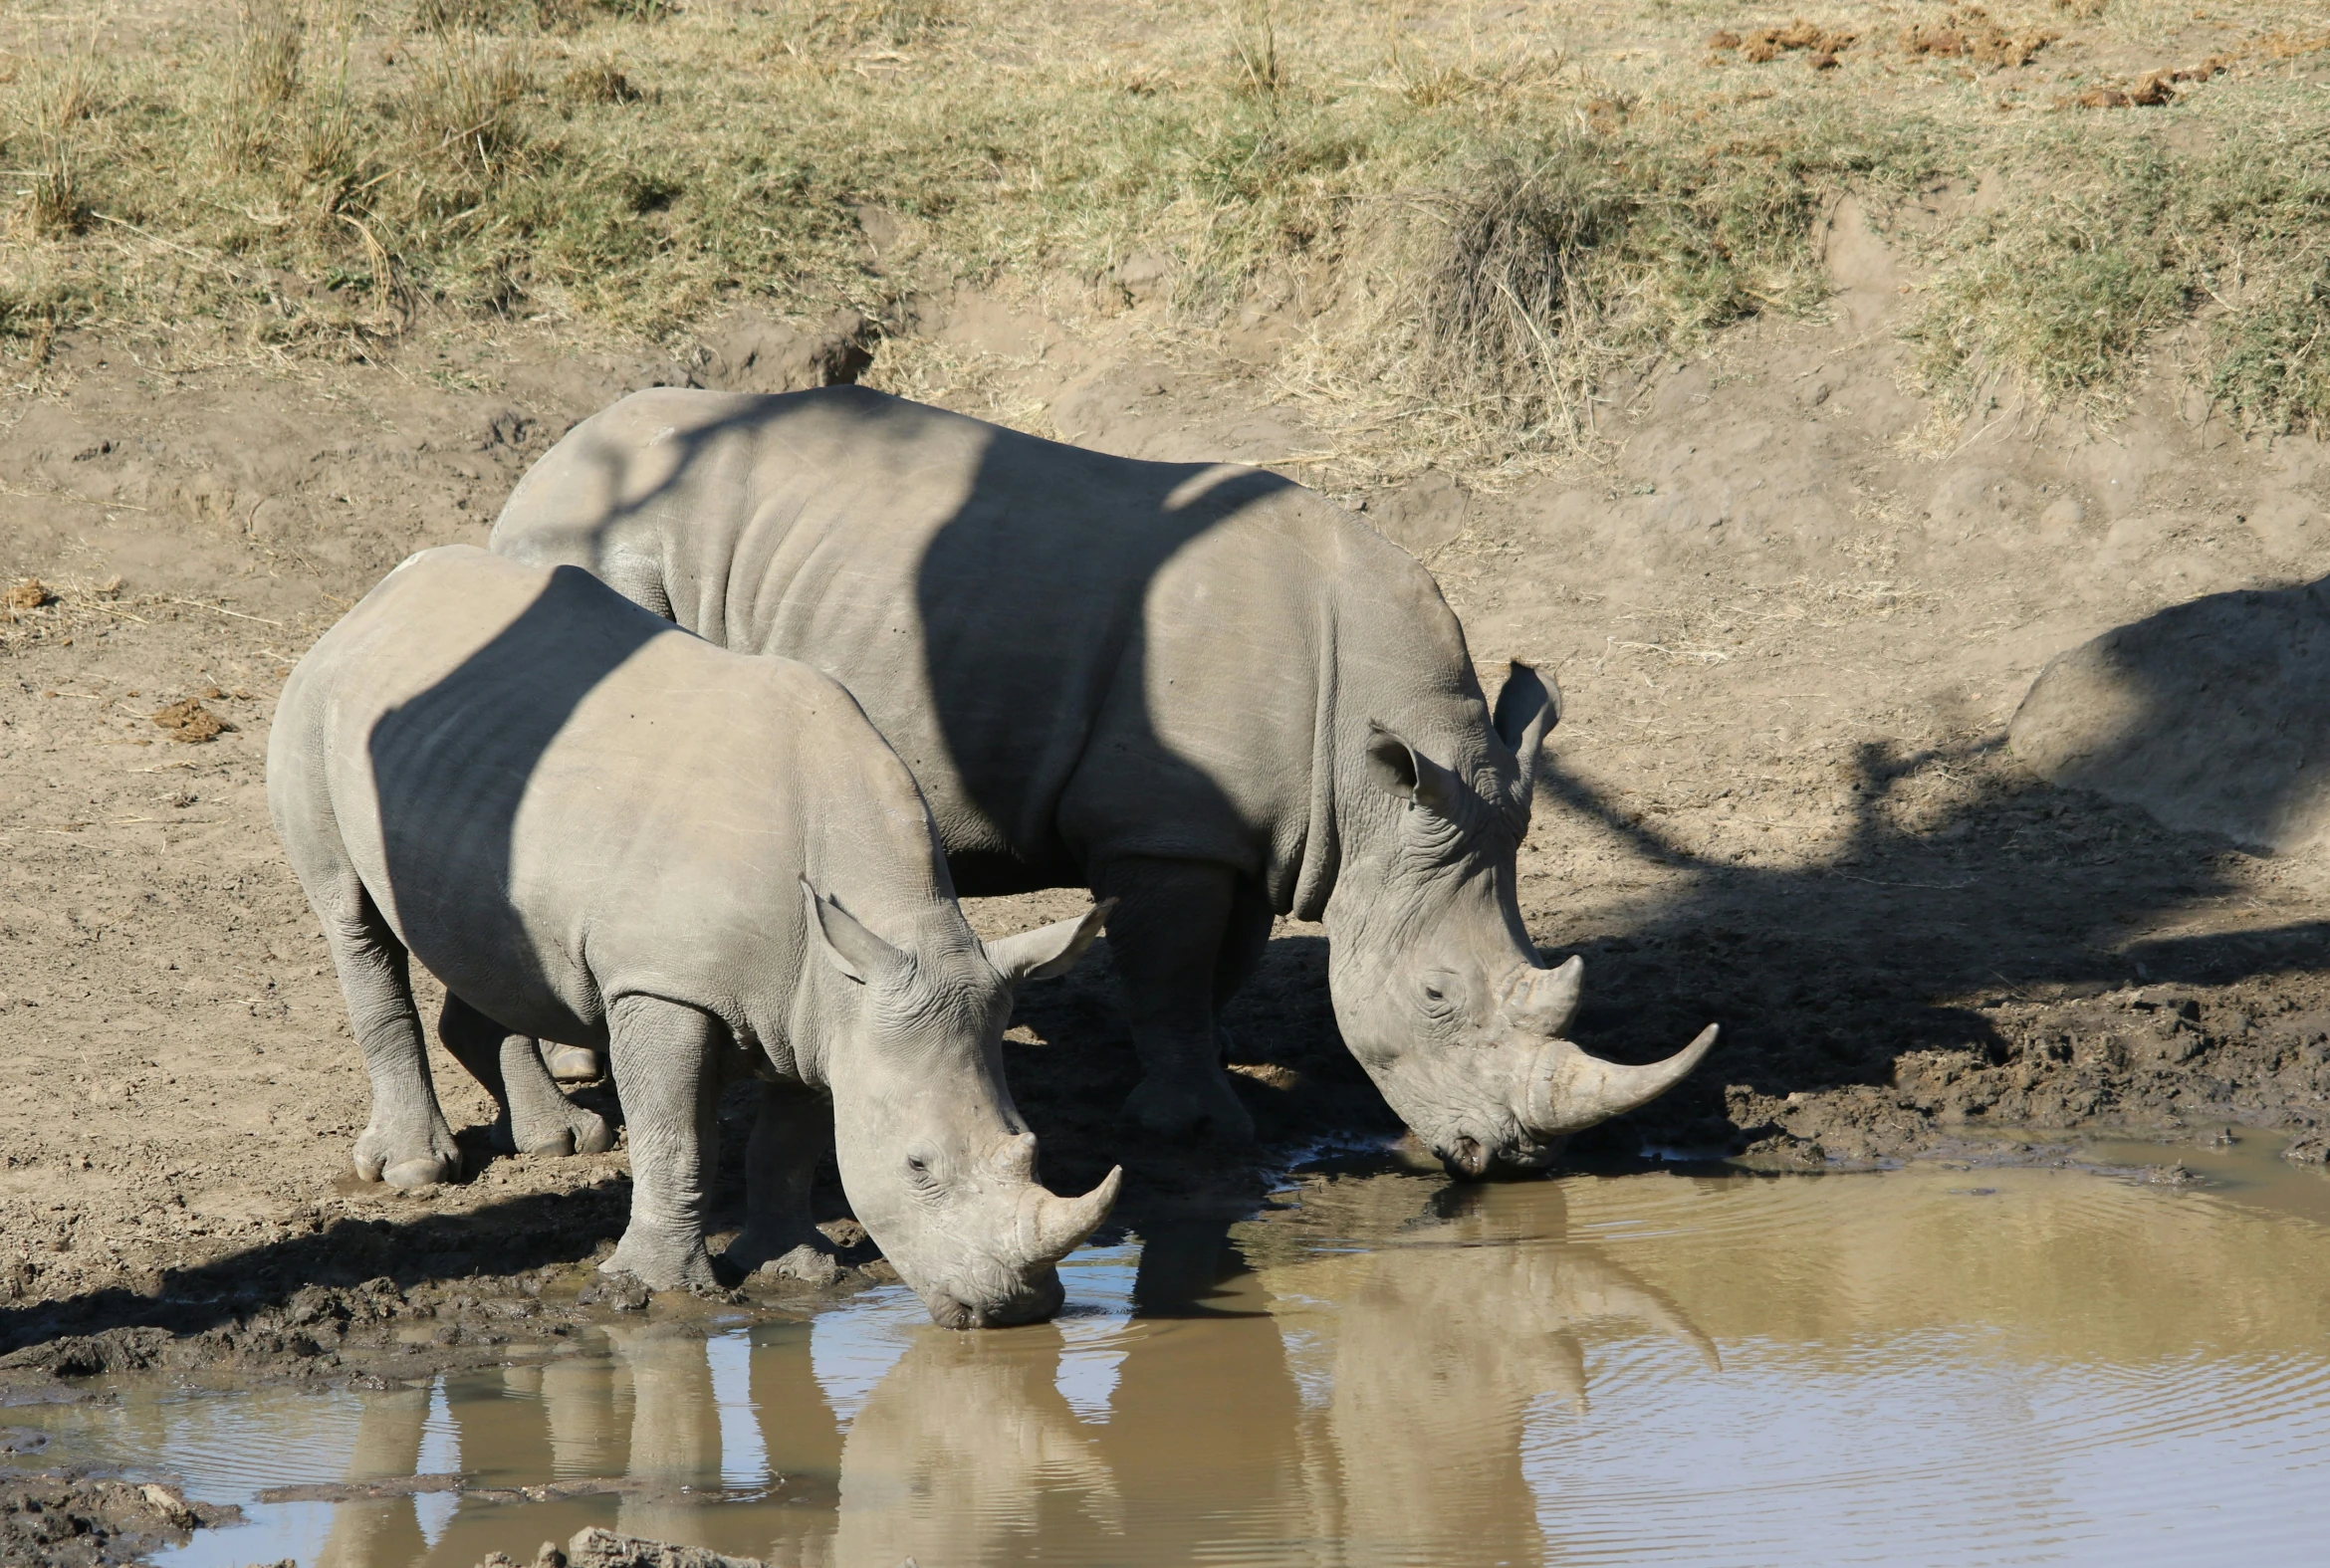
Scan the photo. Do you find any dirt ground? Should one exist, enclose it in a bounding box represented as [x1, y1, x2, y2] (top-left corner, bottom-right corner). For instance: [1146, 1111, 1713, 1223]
[3, 182, 2329, 1395]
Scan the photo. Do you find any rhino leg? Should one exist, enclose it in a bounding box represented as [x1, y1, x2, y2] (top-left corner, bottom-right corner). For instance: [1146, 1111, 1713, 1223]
[319, 884, 463, 1189]
[602, 993, 725, 1293]
[723, 1081, 843, 1284]
[1096, 856, 1259, 1145]
[437, 996, 614, 1160]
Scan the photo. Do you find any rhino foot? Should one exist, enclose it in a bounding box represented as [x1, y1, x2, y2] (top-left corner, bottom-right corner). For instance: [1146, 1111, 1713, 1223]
[603, 1232, 721, 1295]
[514, 1100, 615, 1160]
[542, 1043, 603, 1084]
[721, 1225, 840, 1282]
[1124, 1069, 1257, 1145]
[761, 1243, 845, 1287]
[353, 1122, 462, 1189]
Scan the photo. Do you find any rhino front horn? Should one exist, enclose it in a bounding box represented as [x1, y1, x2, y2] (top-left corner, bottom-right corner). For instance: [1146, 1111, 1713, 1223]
[1019, 1166, 1122, 1265]
[1523, 1025, 1720, 1138]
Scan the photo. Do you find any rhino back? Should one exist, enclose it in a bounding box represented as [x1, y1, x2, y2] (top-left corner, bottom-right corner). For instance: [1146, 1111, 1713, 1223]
[288, 546, 947, 1052]
[497, 388, 1374, 895]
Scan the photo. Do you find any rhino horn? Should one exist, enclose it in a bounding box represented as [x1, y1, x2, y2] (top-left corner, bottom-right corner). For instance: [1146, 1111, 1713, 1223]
[1510, 955, 1584, 1036]
[1522, 1024, 1720, 1138]
[1019, 1166, 1122, 1265]
[1560, 1252, 1724, 1373]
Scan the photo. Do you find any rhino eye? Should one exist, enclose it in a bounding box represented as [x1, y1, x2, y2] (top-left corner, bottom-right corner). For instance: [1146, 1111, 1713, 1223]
[1422, 984, 1445, 1002]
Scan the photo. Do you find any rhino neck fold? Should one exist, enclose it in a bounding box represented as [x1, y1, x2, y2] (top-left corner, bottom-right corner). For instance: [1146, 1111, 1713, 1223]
[1316, 795, 1429, 1000]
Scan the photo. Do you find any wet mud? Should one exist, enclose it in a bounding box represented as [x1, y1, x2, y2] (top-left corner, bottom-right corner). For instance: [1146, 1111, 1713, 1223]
[0, 1470, 234, 1567]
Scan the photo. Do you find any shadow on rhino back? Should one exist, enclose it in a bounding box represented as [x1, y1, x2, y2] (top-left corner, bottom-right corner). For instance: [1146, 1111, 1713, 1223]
[911, 429, 1290, 894]
[363, 564, 667, 1025]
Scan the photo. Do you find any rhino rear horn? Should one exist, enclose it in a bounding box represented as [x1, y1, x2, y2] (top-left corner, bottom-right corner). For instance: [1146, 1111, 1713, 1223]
[1511, 955, 1584, 1036]
[803, 879, 910, 988]
[1523, 1024, 1720, 1138]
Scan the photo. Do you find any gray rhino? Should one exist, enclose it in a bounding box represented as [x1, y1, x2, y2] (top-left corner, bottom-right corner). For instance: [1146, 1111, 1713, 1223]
[267, 545, 1119, 1323]
[491, 387, 1715, 1174]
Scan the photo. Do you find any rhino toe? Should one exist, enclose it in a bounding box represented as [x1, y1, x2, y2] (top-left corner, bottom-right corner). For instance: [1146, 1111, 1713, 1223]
[381, 1155, 457, 1189]
[354, 1122, 461, 1188]
[768, 1243, 844, 1287]
[569, 1107, 615, 1155]
[605, 1232, 720, 1294]
[517, 1104, 613, 1159]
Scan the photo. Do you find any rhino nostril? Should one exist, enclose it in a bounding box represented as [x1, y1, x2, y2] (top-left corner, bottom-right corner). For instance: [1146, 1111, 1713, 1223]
[927, 1295, 975, 1330]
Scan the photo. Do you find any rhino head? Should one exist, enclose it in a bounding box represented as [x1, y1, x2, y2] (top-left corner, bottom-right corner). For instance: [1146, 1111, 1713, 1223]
[1325, 664, 1718, 1179]
[805, 885, 1122, 1327]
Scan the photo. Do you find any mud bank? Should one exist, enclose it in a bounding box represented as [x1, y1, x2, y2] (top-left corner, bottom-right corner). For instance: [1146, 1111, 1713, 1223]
[0, 1469, 234, 1566]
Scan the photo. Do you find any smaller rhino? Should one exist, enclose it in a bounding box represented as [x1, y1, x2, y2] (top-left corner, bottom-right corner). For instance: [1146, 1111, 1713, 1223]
[268, 546, 1118, 1325]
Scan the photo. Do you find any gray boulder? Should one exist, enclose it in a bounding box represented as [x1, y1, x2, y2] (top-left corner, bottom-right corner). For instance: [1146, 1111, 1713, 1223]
[2009, 578, 2330, 852]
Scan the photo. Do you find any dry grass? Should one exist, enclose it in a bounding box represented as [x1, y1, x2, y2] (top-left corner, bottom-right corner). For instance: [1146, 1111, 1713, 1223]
[14, 43, 100, 239]
[0, 0, 2322, 460]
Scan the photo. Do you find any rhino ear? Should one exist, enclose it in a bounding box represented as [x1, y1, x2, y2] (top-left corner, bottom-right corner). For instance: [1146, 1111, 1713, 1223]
[1366, 723, 1465, 816]
[1493, 662, 1559, 831]
[802, 879, 909, 988]
[986, 899, 1114, 988]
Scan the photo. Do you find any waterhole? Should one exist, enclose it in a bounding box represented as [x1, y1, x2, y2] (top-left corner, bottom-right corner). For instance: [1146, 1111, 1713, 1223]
[24, 1139, 2330, 1567]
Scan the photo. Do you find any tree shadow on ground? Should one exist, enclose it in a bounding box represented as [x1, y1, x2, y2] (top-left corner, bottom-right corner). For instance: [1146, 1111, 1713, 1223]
[1522, 725, 2330, 1154]
[998, 685, 2330, 1168]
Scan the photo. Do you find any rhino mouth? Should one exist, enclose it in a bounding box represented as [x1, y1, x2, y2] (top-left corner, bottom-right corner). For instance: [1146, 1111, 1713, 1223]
[924, 1268, 1065, 1330]
[1434, 1131, 1567, 1182]
[1436, 1136, 1493, 1181]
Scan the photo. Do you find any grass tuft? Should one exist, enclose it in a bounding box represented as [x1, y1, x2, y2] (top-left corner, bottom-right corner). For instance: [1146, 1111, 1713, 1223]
[15, 47, 100, 237]
[1907, 121, 2330, 426]
[1227, 0, 1282, 97]
[2213, 255, 2330, 437]
[1415, 147, 1629, 437]
[564, 57, 639, 104]
[405, 32, 533, 173]
[235, 0, 307, 107]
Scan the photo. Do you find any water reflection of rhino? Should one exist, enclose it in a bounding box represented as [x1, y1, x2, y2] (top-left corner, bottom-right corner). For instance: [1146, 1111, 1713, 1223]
[309, 1180, 1710, 1567]
[1256, 1179, 1717, 1566]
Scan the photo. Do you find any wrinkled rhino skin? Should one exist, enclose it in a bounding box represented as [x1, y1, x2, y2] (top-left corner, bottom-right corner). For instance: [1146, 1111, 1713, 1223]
[267, 546, 1117, 1323]
[492, 387, 1715, 1173]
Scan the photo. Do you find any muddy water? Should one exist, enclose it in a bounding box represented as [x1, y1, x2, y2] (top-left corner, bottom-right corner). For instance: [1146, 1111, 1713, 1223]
[26, 1141, 2330, 1567]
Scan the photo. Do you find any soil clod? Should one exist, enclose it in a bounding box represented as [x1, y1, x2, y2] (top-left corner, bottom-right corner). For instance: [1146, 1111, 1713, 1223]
[147, 698, 226, 743]
[561, 1527, 764, 1568]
